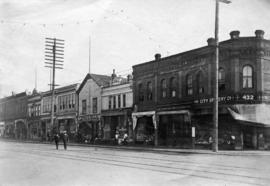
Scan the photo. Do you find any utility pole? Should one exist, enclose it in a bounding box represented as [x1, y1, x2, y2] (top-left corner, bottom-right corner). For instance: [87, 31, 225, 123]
[45, 38, 64, 135]
[213, 0, 231, 152]
[89, 35, 91, 74]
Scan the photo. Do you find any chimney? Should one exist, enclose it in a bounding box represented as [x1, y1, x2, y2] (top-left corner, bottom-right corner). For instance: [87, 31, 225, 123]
[155, 53, 161, 60]
[230, 30, 240, 39]
[207, 38, 215, 46]
[255, 30, 265, 39]
[111, 69, 116, 81]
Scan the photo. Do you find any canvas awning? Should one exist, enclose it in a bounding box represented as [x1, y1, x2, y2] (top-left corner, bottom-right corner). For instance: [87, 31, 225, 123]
[228, 104, 270, 127]
[132, 111, 156, 130]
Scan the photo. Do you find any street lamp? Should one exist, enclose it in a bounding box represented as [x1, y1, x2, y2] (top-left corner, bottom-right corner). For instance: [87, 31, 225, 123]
[213, 0, 231, 152]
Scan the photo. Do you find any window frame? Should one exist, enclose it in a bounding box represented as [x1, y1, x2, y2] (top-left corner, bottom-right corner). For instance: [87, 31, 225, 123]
[169, 77, 177, 98]
[146, 81, 153, 100]
[161, 79, 167, 98]
[186, 74, 193, 96]
[242, 65, 253, 89]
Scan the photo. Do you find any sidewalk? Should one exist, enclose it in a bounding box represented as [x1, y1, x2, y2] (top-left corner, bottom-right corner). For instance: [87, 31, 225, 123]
[2, 138, 270, 156]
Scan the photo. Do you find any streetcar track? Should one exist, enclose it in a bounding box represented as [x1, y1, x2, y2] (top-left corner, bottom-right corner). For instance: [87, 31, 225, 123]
[15, 144, 265, 172]
[6, 148, 269, 186]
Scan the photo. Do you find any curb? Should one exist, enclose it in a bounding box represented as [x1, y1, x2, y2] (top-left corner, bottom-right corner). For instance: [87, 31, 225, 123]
[1, 139, 270, 156]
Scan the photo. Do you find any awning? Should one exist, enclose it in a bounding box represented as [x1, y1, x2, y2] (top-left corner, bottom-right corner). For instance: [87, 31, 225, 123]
[228, 104, 270, 127]
[157, 110, 190, 115]
[132, 111, 156, 130]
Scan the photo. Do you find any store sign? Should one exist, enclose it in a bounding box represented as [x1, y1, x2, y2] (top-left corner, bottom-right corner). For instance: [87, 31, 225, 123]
[194, 94, 263, 104]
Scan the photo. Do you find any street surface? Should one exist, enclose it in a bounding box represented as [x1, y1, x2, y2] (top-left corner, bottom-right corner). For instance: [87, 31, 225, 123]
[0, 141, 269, 186]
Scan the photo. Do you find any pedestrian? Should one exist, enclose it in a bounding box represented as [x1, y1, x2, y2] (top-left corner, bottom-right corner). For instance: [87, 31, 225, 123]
[53, 133, 60, 150]
[63, 131, 69, 150]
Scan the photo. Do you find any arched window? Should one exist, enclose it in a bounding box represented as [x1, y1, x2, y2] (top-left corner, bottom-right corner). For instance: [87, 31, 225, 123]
[186, 74, 193, 96]
[169, 77, 177, 98]
[138, 83, 144, 102]
[218, 68, 225, 91]
[243, 65, 253, 88]
[161, 79, 167, 98]
[197, 71, 204, 94]
[147, 81, 153, 100]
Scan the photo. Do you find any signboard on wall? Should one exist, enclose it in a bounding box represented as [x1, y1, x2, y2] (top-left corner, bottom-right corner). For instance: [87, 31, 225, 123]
[193, 93, 270, 105]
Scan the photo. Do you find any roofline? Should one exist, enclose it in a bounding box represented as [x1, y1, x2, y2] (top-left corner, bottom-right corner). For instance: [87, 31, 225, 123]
[132, 36, 270, 69]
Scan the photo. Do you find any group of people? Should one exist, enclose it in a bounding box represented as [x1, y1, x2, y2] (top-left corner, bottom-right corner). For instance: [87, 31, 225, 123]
[53, 131, 69, 150]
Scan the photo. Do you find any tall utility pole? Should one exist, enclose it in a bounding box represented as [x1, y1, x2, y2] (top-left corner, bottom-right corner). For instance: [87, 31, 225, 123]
[89, 35, 91, 74]
[213, 0, 231, 152]
[45, 38, 64, 134]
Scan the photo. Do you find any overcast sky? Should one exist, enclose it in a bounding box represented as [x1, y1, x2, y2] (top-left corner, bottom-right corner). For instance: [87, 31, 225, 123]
[0, 0, 270, 98]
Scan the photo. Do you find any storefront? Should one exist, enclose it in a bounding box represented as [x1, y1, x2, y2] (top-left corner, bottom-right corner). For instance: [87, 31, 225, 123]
[28, 120, 41, 140]
[4, 121, 15, 138]
[132, 111, 157, 145]
[102, 109, 132, 141]
[78, 114, 100, 143]
[157, 110, 191, 147]
[228, 104, 270, 150]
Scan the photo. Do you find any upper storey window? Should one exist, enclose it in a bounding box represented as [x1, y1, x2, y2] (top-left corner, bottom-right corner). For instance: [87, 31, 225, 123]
[197, 71, 204, 94]
[147, 81, 153, 100]
[243, 65, 253, 88]
[218, 68, 225, 91]
[186, 74, 193, 96]
[161, 79, 167, 98]
[169, 77, 177, 98]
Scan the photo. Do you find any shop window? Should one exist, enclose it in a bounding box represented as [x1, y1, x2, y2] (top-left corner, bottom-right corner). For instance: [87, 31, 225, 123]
[218, 68, 226, 91]
[113, 96, 116, 109]
[93, 97, 97, 113]
[147, 81, 153, 100]
[138, 83, 144, 102]
[186, 74, 193, 96]
[118, 95, 121, 108]
[243, 65, 253, 88]
[161, 79, 167, 98]
[82, 99, 86, 114]
[197, 71, 204, 94]
[123, 94, 126, 107]
[169, 77, 177, 98]
[108, 96, 112, 109]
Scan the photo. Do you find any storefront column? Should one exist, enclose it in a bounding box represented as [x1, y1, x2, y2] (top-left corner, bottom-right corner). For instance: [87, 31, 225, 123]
[153, 114, 158, 146]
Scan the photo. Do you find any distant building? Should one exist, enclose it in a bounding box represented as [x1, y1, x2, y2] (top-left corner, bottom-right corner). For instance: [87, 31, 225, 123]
[40, 84, 79, 141]
[101, 70, 133, 141]
[27, 89, 41, 140]
[0, 92, 28, 139]
[132, 30, 270, 150]
[77, 73, 111, 142]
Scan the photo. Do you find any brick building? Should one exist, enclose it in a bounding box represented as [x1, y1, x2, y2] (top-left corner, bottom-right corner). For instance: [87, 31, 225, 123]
[132, 30, 270, 150]
[0, 92, 28, 139]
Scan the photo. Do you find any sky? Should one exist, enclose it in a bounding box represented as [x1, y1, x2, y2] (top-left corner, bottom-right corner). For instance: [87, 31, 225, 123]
[0, 0, 270, 98]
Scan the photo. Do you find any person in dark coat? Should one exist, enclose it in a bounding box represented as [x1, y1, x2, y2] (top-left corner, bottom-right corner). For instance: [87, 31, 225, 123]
[54, 133, 60, 150]
[63, 131, 68, 150]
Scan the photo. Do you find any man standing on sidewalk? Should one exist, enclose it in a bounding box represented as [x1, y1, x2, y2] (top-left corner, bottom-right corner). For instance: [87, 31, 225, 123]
[53, 133, 60, 150]
[63, 131, 68, 150]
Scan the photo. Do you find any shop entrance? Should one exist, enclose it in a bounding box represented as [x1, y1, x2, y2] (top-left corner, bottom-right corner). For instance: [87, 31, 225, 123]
[15, 121, 27, 139]
[158, 114, 191, 147]
[135, 116, 155, 144]
[243, 126, 255, 149]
